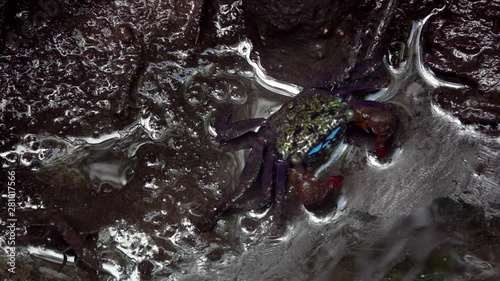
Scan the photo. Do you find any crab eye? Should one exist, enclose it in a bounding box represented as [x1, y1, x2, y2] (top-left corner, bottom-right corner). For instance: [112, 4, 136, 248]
[346, 109, 355, 121]
[290, 152, 304, 164]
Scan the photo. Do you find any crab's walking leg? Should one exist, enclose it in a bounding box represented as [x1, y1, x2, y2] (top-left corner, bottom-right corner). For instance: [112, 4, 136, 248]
[220, 132, 259, 152]
[274, 160, 288, 214]
[237, 137, 266, 196]
[216, 118, 268, 141]
[200, 137, 266, 230]
[267, 160, 289, 234]
[214, 105, 267, 141]
[52, 214, 100, 272]
[258, 145, 277, 209]
[234, 140, 277, 211]
[29, 214, 100, 271]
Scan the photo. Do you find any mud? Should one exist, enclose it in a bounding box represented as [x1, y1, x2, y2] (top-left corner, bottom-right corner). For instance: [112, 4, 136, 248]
[242, 0, 402, 88]
[0, 0, 205, 150]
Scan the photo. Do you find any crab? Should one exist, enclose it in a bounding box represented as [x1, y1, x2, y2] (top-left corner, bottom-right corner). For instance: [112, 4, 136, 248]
[205, 85, 398, 229]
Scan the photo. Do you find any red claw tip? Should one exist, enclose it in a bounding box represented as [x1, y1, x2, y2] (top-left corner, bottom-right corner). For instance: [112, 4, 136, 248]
[328, 176, 343, 188]
[376, 147, 389, 159]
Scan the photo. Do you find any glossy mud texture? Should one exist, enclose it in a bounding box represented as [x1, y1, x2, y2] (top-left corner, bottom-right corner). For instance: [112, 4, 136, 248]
[0, 0, 499, 280]
[424, 0, 500, 130]
[244, 0, 397, 89]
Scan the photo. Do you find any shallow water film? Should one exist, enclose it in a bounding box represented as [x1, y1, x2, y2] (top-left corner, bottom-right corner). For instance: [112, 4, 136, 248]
[1, 0, 499, 280]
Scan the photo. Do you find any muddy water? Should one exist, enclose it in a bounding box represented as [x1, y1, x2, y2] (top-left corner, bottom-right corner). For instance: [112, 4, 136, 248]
[1, 3, 500, 281]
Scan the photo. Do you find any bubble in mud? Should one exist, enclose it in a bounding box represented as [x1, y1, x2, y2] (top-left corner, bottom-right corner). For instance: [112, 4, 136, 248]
[91, 181, 100, 192]
[171, 118, 181, 126]
[310, 42, 327, 59]
[31, 59, 40, 69]
[144, 178, 159, 191]
[211, 88, 227, 101]
[20, 153, 36, 166]
[96, 100, 111, 110]
[184, 82, 208, 106]
[240, 44, 249, 54]
[3, 152, 18, 163]
[126, 168, 135, 179]
[238, 70, 253, 76]
[186, 127, 199, 138]
[167, 138, 183, 150]
[226, 68, 237, 75]
[16, 10, 30, 20]
[229, 90, 247, 104]
[102, 184, 114, 193]
[144, 114, 167, 140]
[23, 134, 38, 144]
[187, 96, 200, 105]
[199, 182, 222, 197]
[38, 149, 50, 160]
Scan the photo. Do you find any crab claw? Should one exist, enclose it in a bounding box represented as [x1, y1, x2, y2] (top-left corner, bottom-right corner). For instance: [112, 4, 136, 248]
[289, 169, 343, 210]
[348, 100, 399, 159]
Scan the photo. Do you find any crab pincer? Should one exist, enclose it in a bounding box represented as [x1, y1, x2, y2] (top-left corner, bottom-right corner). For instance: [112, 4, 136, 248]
[348, 100, 399, 159]
[290, 170, 343, 210]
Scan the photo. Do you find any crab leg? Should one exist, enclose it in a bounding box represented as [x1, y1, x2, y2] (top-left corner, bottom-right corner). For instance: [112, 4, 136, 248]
[266, 159, 289, 233]
[52, 214, 100, 272]
[258, 145, 277, 208]
[274, 160, 288, 212]
[237, 143, 278, 211]
[236, 137, 266, 197]
[216, 118, 268, 141]
[201, 136, 266, 230]
[214, 105, 267, 141]
[220, 132, 259, 152]
[29, 213, 100, 272]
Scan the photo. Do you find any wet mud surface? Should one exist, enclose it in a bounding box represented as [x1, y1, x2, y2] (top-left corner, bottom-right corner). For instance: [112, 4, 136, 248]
[424, 0, 500, 128]
[0, 0, 499, 280]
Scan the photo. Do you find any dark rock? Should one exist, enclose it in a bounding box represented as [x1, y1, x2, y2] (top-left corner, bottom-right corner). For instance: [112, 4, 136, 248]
[435, 87, 500, 127]
[0, 0, 205, 152]
[244, 0, 358, 39]
[425, 0, 500, 94]
[0, 0, 8, 41]
[399, 0, 445, 20]
[425, 0, 500, 127]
